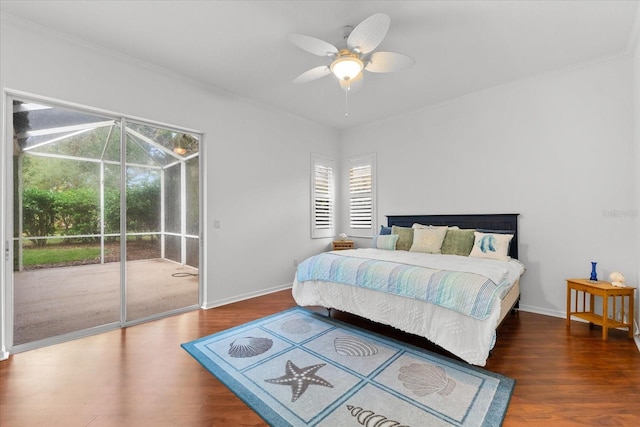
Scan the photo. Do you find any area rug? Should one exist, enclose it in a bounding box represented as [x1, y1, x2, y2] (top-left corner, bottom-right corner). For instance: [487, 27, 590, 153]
[181, 307, 514, 426]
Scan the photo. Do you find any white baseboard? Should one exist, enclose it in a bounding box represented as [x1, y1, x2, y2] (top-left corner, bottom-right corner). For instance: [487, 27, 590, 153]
[518, 304, 565, 319]
[202, 283, 293, 309]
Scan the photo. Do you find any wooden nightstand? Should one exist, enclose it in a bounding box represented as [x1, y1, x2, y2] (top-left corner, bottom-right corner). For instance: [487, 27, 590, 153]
[566, 278, 635, 339]
[332, 240, 354, 251]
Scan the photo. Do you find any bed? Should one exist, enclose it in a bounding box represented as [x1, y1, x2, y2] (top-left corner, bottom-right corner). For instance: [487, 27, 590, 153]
[292, 214, 525, 366]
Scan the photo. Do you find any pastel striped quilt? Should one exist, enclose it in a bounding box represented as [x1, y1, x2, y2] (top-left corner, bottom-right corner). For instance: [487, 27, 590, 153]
[296, 251, 520, 320]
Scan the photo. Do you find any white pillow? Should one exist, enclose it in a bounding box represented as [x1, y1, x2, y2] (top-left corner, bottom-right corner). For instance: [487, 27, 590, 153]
[469, 232, 513, 260]
[409, 227, 448, 254]
[375, 234, 399, 250]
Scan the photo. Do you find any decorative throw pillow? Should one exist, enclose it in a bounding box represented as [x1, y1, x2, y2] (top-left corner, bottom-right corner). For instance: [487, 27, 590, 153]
[409, 227, 448, 254]
[391, 225, 414, 251]
[379, 225, 392, 235]
[441, 229, 476, 256]
[375, 234, 399, 250]
[372, 226, 393, 247]
[469, 231, 514, 260]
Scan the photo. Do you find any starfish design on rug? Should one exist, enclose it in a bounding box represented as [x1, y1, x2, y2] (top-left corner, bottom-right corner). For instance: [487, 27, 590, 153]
[264, 360, 333, 402]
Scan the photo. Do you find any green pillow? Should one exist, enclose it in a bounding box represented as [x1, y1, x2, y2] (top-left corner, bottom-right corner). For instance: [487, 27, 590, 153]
[441, 229, 475, 256]
[391, 225, 414, 251]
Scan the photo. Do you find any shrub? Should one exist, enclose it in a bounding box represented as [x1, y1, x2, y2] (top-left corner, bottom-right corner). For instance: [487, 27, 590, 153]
[55, 188, 100, 242]
[23, 182, 160, 245]
[22, 188, 56, 246]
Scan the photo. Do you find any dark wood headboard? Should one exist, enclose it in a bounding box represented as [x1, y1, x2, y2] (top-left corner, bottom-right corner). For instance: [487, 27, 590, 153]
[387, 213, 519, 259]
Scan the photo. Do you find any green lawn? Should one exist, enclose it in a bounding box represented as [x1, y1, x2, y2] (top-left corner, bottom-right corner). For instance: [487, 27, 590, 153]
[22, 246, 101, 266]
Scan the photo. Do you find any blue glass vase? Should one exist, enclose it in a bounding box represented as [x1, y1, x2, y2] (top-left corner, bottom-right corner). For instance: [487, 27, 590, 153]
[590, 262, 598, 281]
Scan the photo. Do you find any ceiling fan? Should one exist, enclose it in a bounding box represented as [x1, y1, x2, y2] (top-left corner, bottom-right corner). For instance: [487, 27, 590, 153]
[288, 13, 415, 96]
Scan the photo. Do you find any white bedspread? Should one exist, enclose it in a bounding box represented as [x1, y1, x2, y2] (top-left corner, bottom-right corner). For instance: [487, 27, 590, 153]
[292, 249, 525, 366]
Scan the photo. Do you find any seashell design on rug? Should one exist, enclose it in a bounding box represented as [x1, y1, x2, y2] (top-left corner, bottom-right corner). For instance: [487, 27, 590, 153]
[228, 337, 273, 358]
[280, 318, 312, 334]
[345, 405, 409, 427]
[398, 362, 456, 396]
[334, 336, 378, 356]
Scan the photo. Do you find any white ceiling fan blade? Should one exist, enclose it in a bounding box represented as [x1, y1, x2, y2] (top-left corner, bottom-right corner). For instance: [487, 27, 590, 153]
[347, 13, 390, 55]
[293, 66, 332, 84]
[365, 51, 415, 73]
[288, 34, 338, 57]
[338, 72, 364, 94]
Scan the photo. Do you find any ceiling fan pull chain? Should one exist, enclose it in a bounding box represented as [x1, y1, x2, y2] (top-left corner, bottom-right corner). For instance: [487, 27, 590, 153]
[345, 80, 350, 118]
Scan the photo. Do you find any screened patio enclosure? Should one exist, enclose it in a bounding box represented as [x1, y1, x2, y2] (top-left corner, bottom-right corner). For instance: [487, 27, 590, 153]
[11, 100, 200, 347]
[13, 100, 200, 270]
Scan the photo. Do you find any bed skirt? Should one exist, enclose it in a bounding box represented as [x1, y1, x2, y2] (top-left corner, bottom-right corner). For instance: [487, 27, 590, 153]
[292, 278, 519, 366]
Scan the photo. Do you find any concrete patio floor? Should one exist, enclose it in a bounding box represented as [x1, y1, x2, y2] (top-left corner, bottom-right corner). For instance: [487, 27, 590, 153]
[12, 258, 199, 345]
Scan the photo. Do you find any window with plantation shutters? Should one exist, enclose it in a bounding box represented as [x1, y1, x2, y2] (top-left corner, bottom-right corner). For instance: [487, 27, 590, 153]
[347, 154, 376, 237]
[311, 154, 335, 238]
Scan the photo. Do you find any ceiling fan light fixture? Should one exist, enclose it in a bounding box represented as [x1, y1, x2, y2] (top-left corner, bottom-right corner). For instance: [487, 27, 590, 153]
[330, 54, 363, 81]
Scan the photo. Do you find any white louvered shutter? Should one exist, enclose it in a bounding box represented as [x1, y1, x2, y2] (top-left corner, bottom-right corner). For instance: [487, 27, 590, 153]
[348, 154, 375, 237]
[311, 155, 335, 238]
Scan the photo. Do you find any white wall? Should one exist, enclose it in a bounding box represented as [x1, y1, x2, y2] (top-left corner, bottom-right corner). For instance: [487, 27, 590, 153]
[340, 55, 636, 318]
[0, 16, 338, 316]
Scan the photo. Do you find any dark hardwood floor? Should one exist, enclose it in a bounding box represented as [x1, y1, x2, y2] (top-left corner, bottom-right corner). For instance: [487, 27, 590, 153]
[1, 289, 640, 426]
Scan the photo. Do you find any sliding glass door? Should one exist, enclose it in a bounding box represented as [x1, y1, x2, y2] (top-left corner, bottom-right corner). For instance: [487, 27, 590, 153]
[11, 101, 122, 346]
[124, 121, 199, 323]
[7, 96, 200, 350]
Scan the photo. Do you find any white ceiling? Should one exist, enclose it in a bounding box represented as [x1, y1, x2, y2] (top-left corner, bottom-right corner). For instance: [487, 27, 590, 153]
[1, 1, 638, 130]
